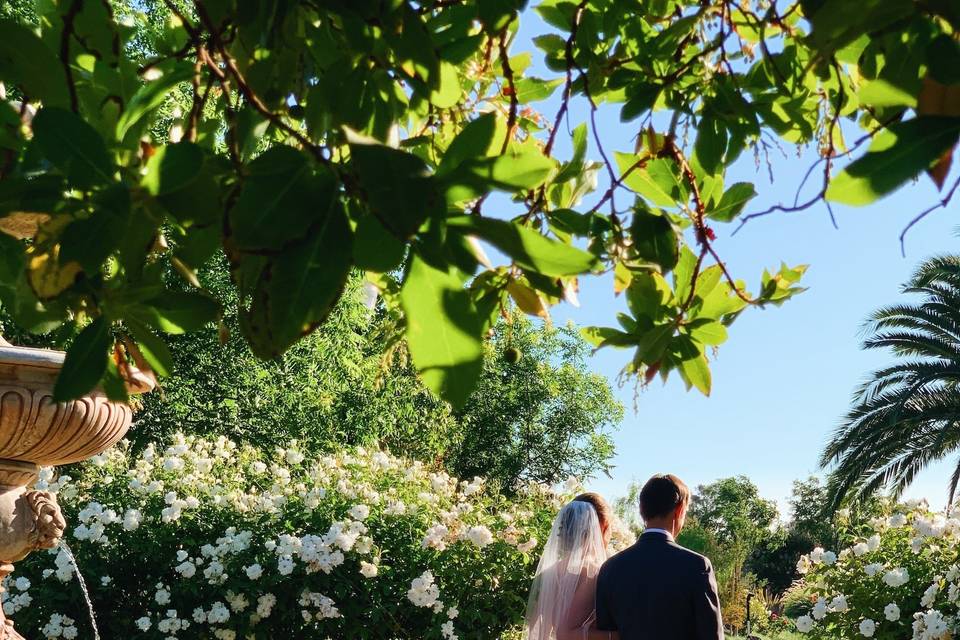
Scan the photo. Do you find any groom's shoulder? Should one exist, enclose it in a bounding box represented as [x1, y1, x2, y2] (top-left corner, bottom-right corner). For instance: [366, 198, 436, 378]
[601, 538, 711, 573]
[670, 541, 713, 571]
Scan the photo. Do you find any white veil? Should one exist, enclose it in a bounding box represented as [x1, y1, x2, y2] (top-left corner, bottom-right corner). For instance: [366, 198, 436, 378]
[525, 500, 608, 640]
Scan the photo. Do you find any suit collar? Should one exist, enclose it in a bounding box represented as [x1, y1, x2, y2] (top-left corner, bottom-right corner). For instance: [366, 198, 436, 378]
[640, 528, 674, 542]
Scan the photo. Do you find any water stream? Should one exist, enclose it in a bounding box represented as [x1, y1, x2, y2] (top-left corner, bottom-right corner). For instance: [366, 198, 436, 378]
[59, 542, 100, 640]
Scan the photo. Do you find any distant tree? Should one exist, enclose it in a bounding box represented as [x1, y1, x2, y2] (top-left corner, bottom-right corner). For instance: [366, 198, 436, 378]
[788, 476, 835, 547]
[448, 316, 622, 491]
[109, 259, 620, 489]
[747, 476, 889, 596]
[690, 476, 779, 548]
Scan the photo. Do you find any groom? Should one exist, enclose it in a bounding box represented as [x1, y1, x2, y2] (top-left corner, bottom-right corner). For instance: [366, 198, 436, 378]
[595, 474, 724, 640]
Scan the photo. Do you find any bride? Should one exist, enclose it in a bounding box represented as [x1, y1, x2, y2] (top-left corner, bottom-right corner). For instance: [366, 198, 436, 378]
[525, 493, 619, 640]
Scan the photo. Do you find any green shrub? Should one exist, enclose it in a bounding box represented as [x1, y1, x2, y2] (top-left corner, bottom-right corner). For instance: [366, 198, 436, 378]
[7, 434, 584, 639]
[789, 500, 960, 639]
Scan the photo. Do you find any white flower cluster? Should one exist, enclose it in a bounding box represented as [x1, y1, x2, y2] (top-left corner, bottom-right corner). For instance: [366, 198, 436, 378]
[17, 434, 562, 639]
[39, 613, 77, 639]
[793, 501, 960, 640]
[407, 570, 443, 610]
[298, 590, 341, 621]
[0, 576, 32, 617]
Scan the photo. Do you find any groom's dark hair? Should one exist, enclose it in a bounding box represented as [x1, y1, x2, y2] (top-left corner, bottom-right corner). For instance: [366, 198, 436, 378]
[639, 474, 690, 521]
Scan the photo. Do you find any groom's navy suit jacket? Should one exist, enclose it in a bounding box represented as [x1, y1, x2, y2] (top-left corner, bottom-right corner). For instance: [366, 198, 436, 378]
[595, 531, 724, 640]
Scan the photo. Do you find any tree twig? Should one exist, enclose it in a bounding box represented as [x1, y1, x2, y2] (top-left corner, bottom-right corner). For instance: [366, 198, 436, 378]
[498, 29, 518, 155]
[900, 175, 960, 256]
[59, 0, 82, 113]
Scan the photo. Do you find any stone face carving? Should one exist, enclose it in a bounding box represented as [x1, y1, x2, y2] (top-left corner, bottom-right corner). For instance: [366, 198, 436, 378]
[0, 346, 139, 639]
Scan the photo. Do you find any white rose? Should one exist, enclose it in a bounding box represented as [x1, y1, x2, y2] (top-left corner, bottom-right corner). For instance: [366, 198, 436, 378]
[795, 615, 814, 633]
[348, 504, 370, 521]
[883, 568, 909, 588]
[466, 525, 494, 548]
[884, 603, 900, 621]
[812, 598, 828, 620]
[359, 562, 378, 578]
[830, 595, 848, 612]
[859, 618, 876, 638]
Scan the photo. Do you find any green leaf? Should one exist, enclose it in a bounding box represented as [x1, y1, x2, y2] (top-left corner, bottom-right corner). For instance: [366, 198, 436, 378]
[675, 336, 711, 395]
[32, 107, 114, 189]
[694, 117, 727, 175]
[635, 324, 675, 364]
[149, 145, 222, 229]
[626, 271, 672, 320]
[708, 182, 757, 222]
[101, 358, 129, 403]
[447, 216, 599, 277]
[699, 281, 749, 319]
[826, 117, 960, 206]
[131, 292, 220, 334]
[349, 132, 442, 238]
[621, 83, 661, 122]
[808, 0, 915, 54]
[554, 123, 589, 185]
[0, 20, 69, 108]
[400, 255, 484, 409]
[116, 62, 193, 141]
[678, 348, 711, 395]
[0, 233, 24, 286]
[142, 142, 204, 196]
[353, 213, 406, 273]
[256, 202, 353, 355]
[230, 146, 339, 251]
[686, 318, 728, 346]
[928, 35, 960, 85]
[858, 79, 918, 108]
[0, 175, 66, 215]
[125, 318, 173, 377]
[616, 153, 687, 207]
[673, 246, 698, 304]
[447, 149, 555, 197]
[630, 206, 679, 272]
[429, 62, 462, 108]
[53, 317, 111, 401]
[481, 0, 523, 32]
[437, 112, 499, 176]
[581, 326, 634, 348]
[514, 77, 563, 103]
[60, 184, 130, 272]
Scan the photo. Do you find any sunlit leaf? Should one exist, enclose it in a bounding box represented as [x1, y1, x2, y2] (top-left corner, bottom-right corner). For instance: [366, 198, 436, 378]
[400, 255, 484, 409]
[826, 117, 960, 206]
[447, 216, 599, 277]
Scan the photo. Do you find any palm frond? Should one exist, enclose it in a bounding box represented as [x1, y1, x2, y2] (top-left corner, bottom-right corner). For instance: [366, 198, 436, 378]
[824, 256, 960, 510]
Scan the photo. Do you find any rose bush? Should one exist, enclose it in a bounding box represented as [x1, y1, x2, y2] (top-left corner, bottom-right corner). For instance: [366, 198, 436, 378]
[4, 434, 630, 639]
[789, 500, 960, 640]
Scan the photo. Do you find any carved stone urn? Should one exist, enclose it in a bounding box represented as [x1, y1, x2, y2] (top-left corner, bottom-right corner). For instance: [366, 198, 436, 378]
[0, 345, 140, 639]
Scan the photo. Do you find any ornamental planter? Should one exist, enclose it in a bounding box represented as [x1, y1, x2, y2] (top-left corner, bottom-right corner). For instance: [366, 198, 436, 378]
[0, 345, 143, 640]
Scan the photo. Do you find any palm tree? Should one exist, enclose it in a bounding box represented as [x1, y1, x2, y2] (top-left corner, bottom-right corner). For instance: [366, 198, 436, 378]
[822, 255, 960, 510]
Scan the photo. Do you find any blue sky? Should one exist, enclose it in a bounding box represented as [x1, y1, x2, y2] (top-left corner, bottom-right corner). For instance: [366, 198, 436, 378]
[509, 11, 959, 518]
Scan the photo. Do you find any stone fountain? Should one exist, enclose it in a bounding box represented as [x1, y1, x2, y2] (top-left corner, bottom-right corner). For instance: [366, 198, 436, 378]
[0, 344, 143, 639]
